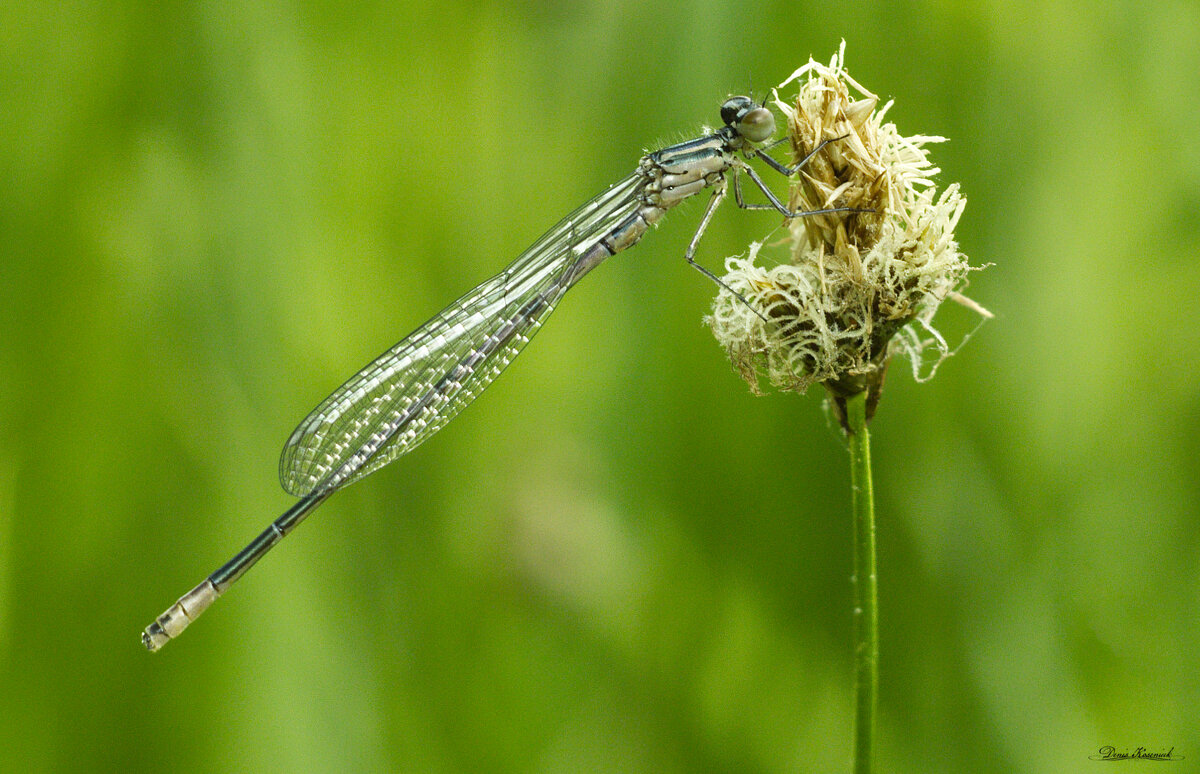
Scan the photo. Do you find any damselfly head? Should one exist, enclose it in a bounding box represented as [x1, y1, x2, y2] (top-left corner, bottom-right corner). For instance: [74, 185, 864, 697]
[720, 95, 775, 144]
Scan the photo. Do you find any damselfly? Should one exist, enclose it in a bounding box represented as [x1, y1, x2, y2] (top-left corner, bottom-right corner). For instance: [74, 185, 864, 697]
[142, 95, 857, 651]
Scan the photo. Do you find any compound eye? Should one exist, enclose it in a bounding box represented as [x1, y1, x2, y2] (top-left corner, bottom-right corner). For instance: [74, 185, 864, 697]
[736, 106, 775, 143]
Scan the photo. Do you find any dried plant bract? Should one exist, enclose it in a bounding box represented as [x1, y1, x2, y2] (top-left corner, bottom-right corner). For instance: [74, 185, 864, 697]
[707, 42, 986, 420]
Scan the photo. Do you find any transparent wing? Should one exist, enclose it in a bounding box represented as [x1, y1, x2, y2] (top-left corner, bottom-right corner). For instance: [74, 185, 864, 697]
[280, 172, 644, 497]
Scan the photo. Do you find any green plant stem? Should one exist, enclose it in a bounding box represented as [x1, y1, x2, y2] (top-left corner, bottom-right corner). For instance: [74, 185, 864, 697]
[846, 390, 877, 774]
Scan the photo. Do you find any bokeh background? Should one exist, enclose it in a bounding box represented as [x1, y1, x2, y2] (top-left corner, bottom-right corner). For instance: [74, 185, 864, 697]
[2, 1, 1197, 772]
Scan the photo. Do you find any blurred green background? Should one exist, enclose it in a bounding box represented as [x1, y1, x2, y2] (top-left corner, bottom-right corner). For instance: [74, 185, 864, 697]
[2, 0, 1197, 771]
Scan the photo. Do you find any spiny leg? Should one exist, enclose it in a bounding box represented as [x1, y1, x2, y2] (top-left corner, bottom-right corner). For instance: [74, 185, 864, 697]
[684, 186, 768, 323]
[754, 134, 849, 177]
[734, 162, 870, 219]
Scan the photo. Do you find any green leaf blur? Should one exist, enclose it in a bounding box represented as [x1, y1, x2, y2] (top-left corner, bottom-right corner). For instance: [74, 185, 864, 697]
[1, 1, 1197, 772]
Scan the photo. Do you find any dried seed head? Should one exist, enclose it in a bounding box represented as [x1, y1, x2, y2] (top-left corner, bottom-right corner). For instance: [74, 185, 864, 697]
[707, 42, 986, 416]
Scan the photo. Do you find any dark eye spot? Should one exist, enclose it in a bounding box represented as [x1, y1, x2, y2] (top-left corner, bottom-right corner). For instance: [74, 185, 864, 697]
[720, 96, 752, 126]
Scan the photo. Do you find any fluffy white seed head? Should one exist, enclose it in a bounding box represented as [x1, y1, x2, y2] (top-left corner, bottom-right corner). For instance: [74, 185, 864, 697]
[708, 42, 986, 405]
